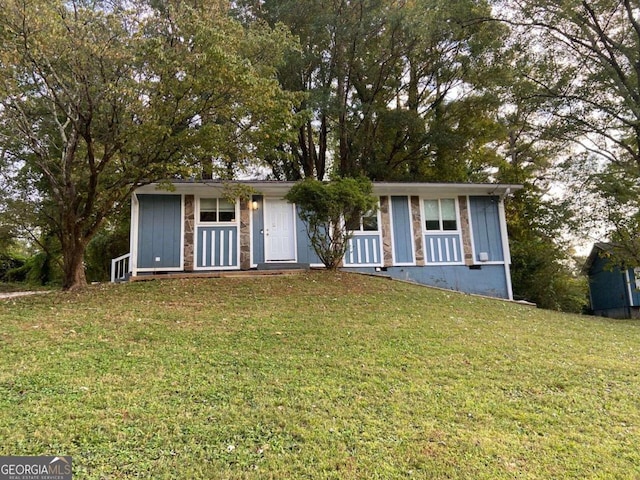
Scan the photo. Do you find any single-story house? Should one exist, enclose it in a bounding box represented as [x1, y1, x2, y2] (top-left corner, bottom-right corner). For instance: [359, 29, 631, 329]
[111, 181, 522, 299]
[583, 243, 640, 319]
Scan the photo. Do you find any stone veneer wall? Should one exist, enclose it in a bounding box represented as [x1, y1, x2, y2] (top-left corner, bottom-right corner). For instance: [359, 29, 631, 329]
[184, 195, 195, 271]
[380, 196, 393, 266]
[410, 196, 424, 266]
[458, 195, 474, 266]
[239, 199, 251, 270]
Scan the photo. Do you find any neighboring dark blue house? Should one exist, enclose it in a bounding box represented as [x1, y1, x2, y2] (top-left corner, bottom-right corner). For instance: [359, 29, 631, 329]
[112, 181, 522, 300]
[583, 243, 640, 319]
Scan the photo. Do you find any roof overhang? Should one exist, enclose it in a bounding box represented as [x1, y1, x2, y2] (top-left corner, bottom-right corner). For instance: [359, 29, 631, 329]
[370, 182, 522, 197]
[134, 180, 298, 196]
[134, 180, 523, 198]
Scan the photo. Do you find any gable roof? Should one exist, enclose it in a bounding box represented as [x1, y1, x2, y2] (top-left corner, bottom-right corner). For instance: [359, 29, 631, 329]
[582, 243, 623, 275]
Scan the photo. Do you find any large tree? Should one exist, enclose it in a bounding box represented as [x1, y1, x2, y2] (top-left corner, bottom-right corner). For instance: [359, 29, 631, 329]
[236, 0, 509, 181]
[496, 94, 587, 311]
[0, 0, 299, 289]
[498, 0, 640, 264]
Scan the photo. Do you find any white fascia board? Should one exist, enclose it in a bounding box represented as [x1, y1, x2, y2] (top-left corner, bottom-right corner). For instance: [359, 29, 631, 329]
[134, 181, 296, 197]
[134, 181, 524, 198]
[371, 183, 523, 197]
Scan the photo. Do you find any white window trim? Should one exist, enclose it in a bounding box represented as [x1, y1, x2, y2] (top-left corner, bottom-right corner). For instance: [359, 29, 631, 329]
[348, 205, 381, 234]
[344, 203, 383, 267]
[420, 197, 465, 266]
[421, 197, 461, 234]
[339, 200, 383, 267]
[194, 196, 240, 270]
[196, 196, 240, 226]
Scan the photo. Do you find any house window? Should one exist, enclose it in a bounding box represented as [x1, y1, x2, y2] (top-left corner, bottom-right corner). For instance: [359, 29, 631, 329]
[199, 198, 236, 223]
[423, 198, 457, 231]
[347, 210, 379, 232]
[635, 267, 640, 290]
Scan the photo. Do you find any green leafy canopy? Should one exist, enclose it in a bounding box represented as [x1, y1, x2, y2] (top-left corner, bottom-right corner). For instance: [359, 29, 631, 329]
[285, 177, 378, 269]
[0, 0, 301, 289]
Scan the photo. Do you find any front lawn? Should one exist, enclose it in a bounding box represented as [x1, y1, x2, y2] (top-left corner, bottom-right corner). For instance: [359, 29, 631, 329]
[0, 272, 638, 478]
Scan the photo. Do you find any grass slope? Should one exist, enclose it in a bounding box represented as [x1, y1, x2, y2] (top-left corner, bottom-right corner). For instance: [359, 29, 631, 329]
[0, 272, 639, 479]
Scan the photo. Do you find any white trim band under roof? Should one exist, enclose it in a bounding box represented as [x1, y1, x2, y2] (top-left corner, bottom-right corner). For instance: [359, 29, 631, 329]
[134, 181, 523, 197]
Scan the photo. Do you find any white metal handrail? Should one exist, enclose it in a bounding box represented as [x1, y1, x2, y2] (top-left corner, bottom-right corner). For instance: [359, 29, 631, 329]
[110, 253, 131, 283]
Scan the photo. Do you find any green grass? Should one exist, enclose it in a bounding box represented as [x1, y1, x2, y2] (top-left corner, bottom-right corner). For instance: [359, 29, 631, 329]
[0, 271, 639, 479]
[0, 282, 51, 293]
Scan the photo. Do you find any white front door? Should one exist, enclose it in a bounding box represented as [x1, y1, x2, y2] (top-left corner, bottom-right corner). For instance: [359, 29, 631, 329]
[265, 199, 296, 262]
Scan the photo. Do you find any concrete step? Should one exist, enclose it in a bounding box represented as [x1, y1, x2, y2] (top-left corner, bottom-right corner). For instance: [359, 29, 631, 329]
[256, 262, 310, 271]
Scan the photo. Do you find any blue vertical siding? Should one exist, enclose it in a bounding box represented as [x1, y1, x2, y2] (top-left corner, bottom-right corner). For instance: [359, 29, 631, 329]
[424, 234, 462, 264]
[137, 194, 182, 269]
[346, 265, 510, 299]
[344, 235, 382, 266]
[252, 196, 265, 265]
[470, 196, 504, 262]
[296, 209, 322, 264]
[589, 255, 628, 312]
[391, 196, 414, 264]
[196, 226, 238, 268]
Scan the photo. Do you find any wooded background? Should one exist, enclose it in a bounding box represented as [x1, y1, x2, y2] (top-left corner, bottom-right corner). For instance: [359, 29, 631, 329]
[1, 0, 638, 310]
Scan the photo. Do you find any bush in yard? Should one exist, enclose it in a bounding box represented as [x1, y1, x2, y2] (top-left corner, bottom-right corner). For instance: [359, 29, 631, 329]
[0, 251, 25, 282]
[285, 177, 378, 269]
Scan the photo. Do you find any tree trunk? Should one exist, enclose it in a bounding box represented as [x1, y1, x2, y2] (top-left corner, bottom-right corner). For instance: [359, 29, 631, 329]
[337, 71, 350, 176]
[61, 233, 88, 291]
[298, 122, 314, 178]
[317, 113, 327, 180]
